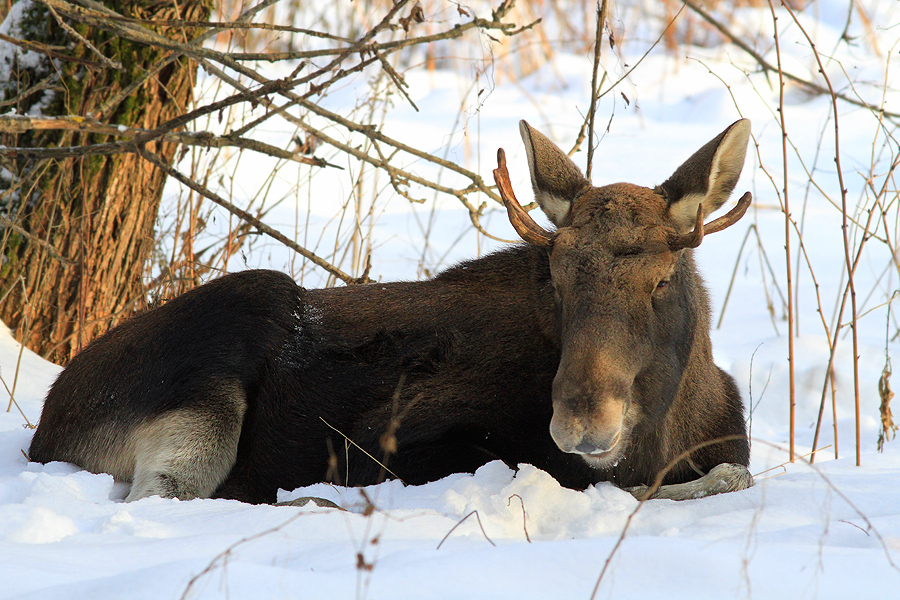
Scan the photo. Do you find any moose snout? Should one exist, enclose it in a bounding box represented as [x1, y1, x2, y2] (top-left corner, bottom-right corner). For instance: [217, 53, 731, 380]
[549, 391, 627, 458]
[548, 344, 637, 464]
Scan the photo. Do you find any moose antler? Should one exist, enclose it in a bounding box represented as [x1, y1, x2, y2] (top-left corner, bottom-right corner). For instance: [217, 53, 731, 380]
[493, 148, 554, 248]
[669, 191, 752, 251]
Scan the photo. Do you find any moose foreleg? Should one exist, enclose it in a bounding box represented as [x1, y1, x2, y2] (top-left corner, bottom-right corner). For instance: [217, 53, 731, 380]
[276, 496, 342, 509]
[126, 381, 247, 502]
[626, 463, 753, 501]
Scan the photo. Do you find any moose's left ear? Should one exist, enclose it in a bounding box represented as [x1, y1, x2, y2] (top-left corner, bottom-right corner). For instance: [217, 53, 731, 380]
[661, 119, 751, 233]
[520, 120, 592, 228]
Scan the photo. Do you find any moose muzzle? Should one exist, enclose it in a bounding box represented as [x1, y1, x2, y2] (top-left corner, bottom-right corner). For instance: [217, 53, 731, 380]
[549, 356, 634, 465]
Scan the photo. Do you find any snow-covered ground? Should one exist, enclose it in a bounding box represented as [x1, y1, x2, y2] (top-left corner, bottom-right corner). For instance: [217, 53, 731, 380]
[2, 1, 900, 598]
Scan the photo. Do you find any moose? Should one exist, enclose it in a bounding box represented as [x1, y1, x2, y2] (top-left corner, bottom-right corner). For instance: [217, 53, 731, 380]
[30, 119, 754, 504]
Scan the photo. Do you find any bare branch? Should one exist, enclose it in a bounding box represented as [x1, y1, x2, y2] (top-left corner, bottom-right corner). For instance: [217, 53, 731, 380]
[43, 1, 124, 70]
[0, 213, 74, 266]
[585, 0, 608, 179]
[0, 75, 62, 109]
[0, 114, 337, 167]
[0, 32, 104, 69]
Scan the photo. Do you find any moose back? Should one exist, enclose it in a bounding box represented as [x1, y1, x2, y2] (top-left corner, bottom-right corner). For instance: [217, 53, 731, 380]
[30, 119, 754, 504]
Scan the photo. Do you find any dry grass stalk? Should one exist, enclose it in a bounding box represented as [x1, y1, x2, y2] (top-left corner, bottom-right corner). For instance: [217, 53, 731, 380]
[878, 361, 897, 451]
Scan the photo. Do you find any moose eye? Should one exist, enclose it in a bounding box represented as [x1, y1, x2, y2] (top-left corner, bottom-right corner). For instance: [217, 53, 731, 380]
[656, 279, 670, 290]
[614, 246, 643, 258]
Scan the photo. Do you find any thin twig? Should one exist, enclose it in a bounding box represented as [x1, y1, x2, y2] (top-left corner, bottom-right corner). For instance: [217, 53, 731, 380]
[180, 512, 306, 600]
[318, 416, 404, 482]
[0, 114, 336, 168]
[436, 510, 496, 550]
[0, 33, 102, 69]
[716, 223, 754, 330]
[40, 1, 124, 70]
[0, 213, 74, 266]
[766, 0, 796, 462]
[507, 494, 531, 543]
[584, 0, 608, 179]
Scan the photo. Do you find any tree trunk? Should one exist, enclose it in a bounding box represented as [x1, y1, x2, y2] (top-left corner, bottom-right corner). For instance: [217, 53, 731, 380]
[0, 0, 210, 364]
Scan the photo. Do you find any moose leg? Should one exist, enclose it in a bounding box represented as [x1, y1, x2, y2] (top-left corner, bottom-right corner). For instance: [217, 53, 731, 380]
[275, 497, 342, 509]
[125, 381, 247, 502]
[625, 463, 753, 502]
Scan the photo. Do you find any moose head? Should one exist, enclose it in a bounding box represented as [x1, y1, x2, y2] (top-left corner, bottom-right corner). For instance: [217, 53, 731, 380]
[494, 119, 751, 470]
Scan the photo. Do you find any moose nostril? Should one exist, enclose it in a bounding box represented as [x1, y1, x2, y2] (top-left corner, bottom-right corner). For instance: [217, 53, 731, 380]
[575, 440, 609, 455]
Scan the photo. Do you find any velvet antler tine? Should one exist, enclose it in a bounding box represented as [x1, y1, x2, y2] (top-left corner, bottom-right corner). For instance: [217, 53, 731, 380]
[704, 191, 752, 235]
[669, 192, 752, 251]
[670, 204, 705, 250]
[493, 148, 554, 248]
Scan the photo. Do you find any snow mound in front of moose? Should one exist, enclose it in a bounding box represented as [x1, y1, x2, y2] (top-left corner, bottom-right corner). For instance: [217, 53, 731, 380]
[442, 462, 640, 540]
[282, 460, 640, 541]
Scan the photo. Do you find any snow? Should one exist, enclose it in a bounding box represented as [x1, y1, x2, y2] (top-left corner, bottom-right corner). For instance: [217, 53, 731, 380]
[3, 1, 900, 598]
[0, 0, 57, 118]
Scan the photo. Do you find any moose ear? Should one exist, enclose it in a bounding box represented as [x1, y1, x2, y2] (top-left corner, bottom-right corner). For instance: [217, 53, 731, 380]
[661, 119, 751, 233]
[520, 120, 591, 228]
